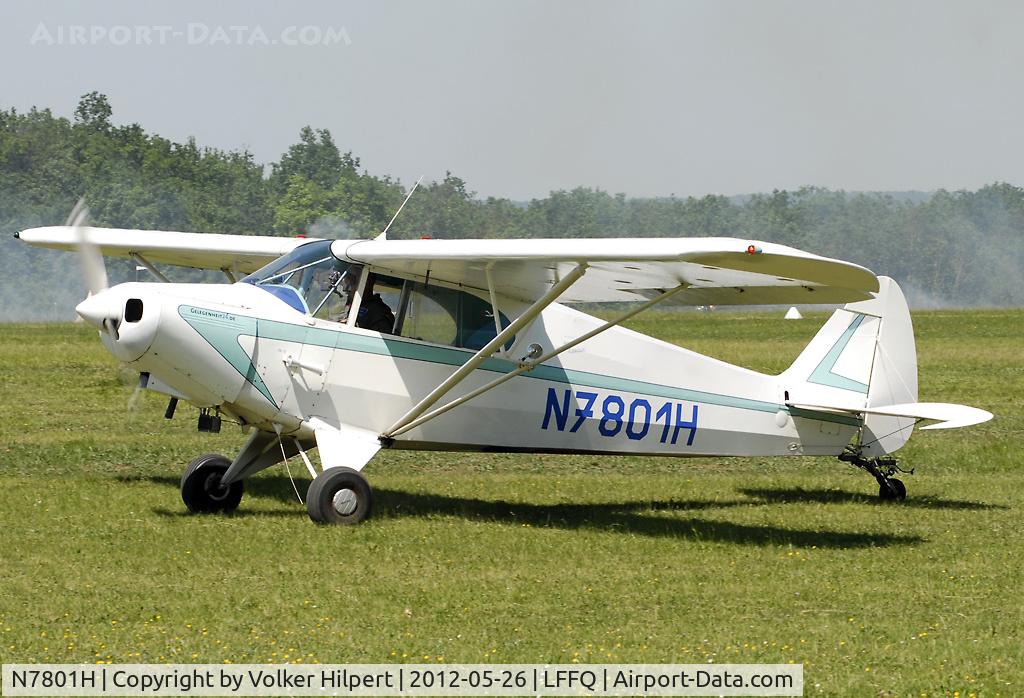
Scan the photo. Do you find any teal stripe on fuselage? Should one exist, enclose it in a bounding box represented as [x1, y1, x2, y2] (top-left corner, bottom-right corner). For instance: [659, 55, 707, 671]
[248, 316, 859, 427]
[179, 306, 276, 404]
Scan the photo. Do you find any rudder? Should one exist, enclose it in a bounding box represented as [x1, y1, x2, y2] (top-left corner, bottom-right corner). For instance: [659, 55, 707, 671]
[848, 276, 918, 455]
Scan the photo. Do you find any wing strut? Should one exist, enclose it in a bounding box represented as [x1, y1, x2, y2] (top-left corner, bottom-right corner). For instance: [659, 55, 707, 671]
[130, 252, 169, 283]
[384, 281, 686, 439]
[382, 263, 589, 439]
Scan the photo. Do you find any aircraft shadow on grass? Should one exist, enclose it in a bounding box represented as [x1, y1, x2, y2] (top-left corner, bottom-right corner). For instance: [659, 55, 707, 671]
[736, 487, 1007, 511]
[118, 475, 989, 549]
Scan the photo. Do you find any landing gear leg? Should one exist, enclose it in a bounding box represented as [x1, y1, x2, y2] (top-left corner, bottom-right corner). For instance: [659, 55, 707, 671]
[839, 448, 911, 502]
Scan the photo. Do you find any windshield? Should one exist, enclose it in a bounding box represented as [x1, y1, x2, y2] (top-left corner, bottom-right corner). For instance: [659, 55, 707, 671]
[242, 240, 359, 317]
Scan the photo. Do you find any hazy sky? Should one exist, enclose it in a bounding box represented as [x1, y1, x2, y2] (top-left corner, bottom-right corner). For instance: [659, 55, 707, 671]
[2, 0, 1023, 200]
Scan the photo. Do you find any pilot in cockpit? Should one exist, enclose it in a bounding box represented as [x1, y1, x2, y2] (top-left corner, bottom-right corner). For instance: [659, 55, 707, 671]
[331, 269, 395, 334]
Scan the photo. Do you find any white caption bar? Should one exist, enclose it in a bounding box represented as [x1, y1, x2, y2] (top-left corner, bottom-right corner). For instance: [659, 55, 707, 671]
[2, 664, 802, 696]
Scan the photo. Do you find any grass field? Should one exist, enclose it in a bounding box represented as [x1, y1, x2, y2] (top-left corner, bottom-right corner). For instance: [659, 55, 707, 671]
[0, 310, 1020, 696]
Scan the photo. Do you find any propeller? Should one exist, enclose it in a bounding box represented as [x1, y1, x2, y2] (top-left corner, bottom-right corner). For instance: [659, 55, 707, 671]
[126, 380, 146, 418]
[67, 200, 152, 415]
[69, 199, 119, 340]
[68, 198, 108, 295]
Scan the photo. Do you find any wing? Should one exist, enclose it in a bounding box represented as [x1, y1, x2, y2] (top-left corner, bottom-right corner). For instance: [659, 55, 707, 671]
[335, 237, 880, 304]
[16, 226, 316, 274]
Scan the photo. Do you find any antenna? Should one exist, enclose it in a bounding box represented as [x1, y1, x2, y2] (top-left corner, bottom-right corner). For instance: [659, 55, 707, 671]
[377, 175, 423, 240]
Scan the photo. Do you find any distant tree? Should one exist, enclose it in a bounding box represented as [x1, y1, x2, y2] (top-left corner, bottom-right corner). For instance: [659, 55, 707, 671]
[396, 172, 479, 239]
[330, 172, 403, 237]
[741, 189, 807, 247]
[273, 175, 332, 235]
[269, 126, 351, 194]
[73, 92, 113, 131]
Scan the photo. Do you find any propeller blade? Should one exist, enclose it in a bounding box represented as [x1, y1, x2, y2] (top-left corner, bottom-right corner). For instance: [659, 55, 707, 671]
[67, 198, 108, 295]
[127, 382, 144, 416]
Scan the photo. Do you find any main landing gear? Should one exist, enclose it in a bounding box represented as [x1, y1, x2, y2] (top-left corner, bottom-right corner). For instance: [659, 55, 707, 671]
[839, 447, 911, 501]
[179, 455, 373, 524]
[180, 453, 244, 513]
[178, 437, 376, 524]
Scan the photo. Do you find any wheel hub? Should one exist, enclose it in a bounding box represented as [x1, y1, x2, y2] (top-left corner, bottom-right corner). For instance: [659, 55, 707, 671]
[204, 472, 229, 502]
[332, 488, 358, 516]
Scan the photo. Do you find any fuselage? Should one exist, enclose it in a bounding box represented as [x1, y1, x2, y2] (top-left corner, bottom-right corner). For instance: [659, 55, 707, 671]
[85, 279, 857, 459]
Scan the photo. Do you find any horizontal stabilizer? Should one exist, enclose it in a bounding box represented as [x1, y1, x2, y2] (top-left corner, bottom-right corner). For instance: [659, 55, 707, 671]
[787, 401, 992, 430]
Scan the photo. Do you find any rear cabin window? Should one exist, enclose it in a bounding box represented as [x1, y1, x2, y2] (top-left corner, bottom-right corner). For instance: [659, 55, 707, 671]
[375, 276, 512, 350]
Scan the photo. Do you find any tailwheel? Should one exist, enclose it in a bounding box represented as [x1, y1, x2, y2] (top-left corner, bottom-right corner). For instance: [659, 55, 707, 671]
[307, 467, 373, 525]
[879, 478, 907, 501]
[181, 453, 244, 513]
[839, 447, 912, 502]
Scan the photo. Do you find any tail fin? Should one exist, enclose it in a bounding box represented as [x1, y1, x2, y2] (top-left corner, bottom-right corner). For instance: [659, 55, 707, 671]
[783, 276, 919, 455]
[851, 277, 920, 455]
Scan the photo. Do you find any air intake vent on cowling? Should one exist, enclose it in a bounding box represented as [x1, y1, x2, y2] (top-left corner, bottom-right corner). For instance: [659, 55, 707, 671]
[125, 298, 144, 323]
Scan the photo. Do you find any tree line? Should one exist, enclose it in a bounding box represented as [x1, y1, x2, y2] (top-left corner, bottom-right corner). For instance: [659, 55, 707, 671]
[2, 92, 1022, 319]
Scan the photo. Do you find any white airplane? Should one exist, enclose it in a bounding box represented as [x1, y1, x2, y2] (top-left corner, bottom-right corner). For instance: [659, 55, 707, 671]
[16, 212, 992, 524]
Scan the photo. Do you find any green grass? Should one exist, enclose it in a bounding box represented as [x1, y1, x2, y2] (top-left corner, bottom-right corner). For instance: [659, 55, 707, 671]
[0, 310, 1021, 697]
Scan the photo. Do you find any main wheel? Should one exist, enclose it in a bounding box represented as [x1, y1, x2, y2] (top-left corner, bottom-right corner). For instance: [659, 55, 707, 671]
[181, 453, 244, 513]
[878, 478, 907, 501]
[307, 467, 373, 524]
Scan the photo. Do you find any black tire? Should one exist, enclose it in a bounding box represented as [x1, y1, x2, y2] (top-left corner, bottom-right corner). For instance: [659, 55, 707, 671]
[181, 453, 244, 513]
[307, 467, 373, 524]
[879, 478, 907, 501]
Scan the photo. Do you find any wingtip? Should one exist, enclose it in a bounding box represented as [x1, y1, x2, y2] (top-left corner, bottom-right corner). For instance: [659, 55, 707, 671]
[12, 231, 20, 239]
